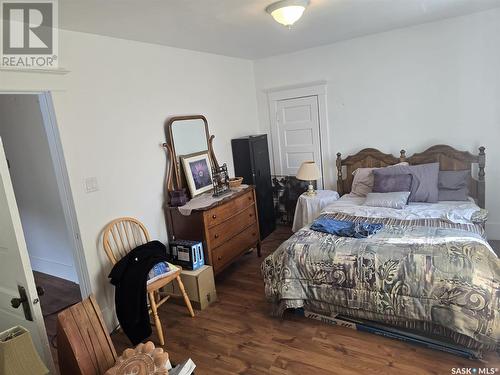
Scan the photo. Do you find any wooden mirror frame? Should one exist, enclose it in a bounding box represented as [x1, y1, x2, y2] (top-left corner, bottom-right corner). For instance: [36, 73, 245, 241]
[163, 115, 220, 192]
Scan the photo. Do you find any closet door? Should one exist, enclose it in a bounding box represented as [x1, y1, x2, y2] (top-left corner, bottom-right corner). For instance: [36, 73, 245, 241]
[275, 95, 323, 186]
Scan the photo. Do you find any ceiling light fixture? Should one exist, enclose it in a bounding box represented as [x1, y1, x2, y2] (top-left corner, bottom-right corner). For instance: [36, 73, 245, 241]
[266, 0, 310, 28]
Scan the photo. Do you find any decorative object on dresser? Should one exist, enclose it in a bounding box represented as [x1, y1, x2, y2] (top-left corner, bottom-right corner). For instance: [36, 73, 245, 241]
[231, 134, 275, 239]
[164, 116, 262, 276]
[211, 163, 231, 197]
[296, 160, 321, 196]
[180, 151, 213, 197]
[168, 188, 188, 207]
[228, 176, 243, 188]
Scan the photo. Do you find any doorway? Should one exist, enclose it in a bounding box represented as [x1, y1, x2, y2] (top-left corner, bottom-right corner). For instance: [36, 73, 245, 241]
[267, 82, 331, 189]
[0, 92, 89, 366]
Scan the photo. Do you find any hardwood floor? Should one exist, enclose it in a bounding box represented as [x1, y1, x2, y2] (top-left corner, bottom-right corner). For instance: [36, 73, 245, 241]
[111, 227, 500, 375]
[33, 271, 81, 372]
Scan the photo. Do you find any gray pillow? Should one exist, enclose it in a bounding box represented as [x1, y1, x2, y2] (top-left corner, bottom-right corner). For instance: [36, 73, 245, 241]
[373, 162, 439, 203]
[438, 170, 469, 201]
[373, 173, 412, 193]
[364, 192, 411, 209]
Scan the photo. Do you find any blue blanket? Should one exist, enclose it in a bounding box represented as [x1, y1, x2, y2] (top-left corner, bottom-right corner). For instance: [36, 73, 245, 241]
[310, 218, 383, 238]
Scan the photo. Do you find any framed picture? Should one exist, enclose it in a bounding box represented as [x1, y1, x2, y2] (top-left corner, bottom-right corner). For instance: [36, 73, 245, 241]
[180, 152, 213, 197]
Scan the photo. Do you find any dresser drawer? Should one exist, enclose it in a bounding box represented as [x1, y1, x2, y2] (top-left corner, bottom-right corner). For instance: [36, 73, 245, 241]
[208, 205, 256, 248]
[212, 223, 259, 272]
[206, 189, 255, 228]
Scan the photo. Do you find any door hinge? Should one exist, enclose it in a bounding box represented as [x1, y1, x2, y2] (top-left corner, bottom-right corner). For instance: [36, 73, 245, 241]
[75, 232, 80, 240]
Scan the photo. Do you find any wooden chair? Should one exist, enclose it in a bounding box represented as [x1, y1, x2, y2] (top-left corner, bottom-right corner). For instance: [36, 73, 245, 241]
[57, 295, 117, 375]
[102, 217, 194, 346]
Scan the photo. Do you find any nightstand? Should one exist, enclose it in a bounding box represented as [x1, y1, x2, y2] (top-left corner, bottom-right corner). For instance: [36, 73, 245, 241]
[292, 190, 340, 232]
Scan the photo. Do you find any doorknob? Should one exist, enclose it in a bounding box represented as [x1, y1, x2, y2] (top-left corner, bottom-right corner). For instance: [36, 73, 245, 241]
[10, 285, 33, 321]
[10, 296, 26, 309]
[11, 286, 44, 307]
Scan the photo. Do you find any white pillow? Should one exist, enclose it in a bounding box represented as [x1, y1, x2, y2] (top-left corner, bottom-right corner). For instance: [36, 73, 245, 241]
[364, 192, 411, 209]
[351, 167, 376, 197]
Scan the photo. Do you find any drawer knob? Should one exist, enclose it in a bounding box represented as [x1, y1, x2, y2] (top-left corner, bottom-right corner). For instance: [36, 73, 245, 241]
[217, 256, 222, 261]
[249, 213, 253, 217]
[214, 234, 219, 239]
[212, 214, 217, 219]
[248, 197, 252, 200]
[252, 232, 256, 236]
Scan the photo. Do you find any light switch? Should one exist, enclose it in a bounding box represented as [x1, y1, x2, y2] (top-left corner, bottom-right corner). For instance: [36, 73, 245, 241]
[84, 177, 99, 193]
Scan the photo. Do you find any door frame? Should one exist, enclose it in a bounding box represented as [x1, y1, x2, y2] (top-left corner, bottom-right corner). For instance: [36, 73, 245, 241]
[266, 81, 332, 189]
[0, 90, 92, 298]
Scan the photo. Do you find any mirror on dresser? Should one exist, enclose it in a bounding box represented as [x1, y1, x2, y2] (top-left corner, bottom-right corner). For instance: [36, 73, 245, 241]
[164, 115, 219, 197]
[163, 115, 262, 275]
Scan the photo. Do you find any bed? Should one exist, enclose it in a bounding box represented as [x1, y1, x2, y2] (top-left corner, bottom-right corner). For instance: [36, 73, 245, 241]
[261, 145, 499, 355]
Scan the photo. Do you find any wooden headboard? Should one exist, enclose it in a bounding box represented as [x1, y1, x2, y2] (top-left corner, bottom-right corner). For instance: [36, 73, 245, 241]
[336, 145, 486, 208]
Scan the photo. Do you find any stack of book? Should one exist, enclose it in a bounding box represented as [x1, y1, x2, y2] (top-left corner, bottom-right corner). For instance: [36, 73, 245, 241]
[169, 358, 196, 375]
[298, 309, 481, 359]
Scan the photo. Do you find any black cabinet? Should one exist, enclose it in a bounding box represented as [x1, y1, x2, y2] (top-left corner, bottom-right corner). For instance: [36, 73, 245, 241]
[231, 134, 275, 239]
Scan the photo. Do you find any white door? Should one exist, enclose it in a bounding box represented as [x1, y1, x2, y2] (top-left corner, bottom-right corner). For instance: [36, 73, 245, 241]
[0, 138, 55, 373]
[273, 96, 323, 186]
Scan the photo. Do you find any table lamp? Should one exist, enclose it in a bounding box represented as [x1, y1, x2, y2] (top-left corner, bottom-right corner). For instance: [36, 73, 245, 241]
[0, 326, 49, 375]
[296, 161, 321, 196]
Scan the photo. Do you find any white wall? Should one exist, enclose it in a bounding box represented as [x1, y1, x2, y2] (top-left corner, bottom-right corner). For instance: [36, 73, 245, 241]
[0, 30, 260, 328]
[254, 8, 500, 239]
[0, 95, 78, 282]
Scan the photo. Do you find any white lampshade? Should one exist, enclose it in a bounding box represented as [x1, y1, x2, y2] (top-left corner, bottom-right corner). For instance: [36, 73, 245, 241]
[296, 161, 320, 181]
[266, 0, 309, 27]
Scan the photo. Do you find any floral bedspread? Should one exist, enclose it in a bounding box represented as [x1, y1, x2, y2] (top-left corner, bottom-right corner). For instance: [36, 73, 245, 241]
[261, 213, 499, 352]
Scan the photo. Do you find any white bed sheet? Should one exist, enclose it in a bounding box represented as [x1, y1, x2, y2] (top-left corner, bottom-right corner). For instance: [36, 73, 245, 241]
[322, 194, 481, 224]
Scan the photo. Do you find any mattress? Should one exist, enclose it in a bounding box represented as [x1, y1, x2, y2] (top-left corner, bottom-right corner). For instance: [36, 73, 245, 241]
[322, 194, 486, 225]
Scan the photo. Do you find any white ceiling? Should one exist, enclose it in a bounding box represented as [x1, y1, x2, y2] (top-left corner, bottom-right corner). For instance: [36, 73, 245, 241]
[59, 0, 500, 59]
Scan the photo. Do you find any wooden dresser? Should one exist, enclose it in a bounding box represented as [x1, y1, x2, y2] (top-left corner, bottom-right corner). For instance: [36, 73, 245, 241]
[165, 185, 261, 275]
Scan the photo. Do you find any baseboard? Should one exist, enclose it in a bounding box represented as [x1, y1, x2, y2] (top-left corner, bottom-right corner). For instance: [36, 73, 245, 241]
[29, 255, 79, 283]
[486, 222, 500, 240]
